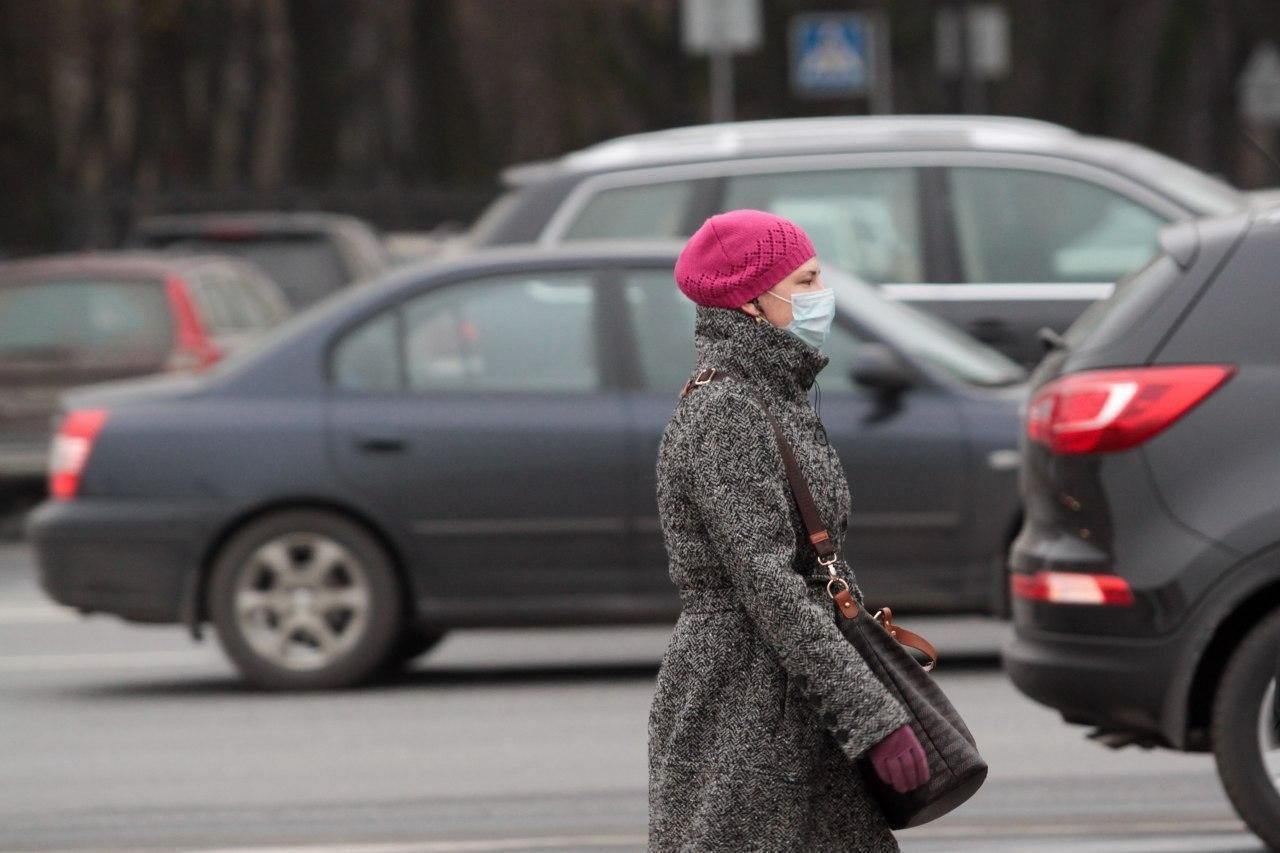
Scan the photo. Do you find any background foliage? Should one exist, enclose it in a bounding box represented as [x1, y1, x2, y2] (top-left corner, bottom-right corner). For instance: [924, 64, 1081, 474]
[2, 0, 1278, 252]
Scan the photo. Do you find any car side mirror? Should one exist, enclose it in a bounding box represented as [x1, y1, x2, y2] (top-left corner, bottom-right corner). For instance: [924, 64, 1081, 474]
[850, 343, 913, 395]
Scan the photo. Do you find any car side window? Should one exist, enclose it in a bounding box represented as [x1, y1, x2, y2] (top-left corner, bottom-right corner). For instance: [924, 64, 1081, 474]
[402, 273, 599, 392]
[947, 168, 1167, 283]
[189, 272, 236, 333]
[216, 266, 271, 330]
[813, 320, 867, 394]
[561, 181, 696, 240]
[231, 265, 290, 328]
[332, 312, 401, 391]
[332, 274, 601, 393]
[210, 266, 261, 330]
[621, 270, 696, 391]
[722, 168, 924, 285]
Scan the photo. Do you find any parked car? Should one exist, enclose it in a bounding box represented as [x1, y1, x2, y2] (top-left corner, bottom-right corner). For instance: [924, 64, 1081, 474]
[26, 244, 1025, 689]
[131, 211, 387, 309]
[0, 252, 289, 489]
[468, 115, 1254, 365]
[1004, 208, 1280, 847]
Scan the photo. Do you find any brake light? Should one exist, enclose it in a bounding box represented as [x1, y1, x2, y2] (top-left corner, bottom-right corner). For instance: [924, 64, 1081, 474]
[164, 276, 222, 370]
[1026, 365, 1234, 454]
[1011, 571, 1135, 606]
[49, 409, 108, 500]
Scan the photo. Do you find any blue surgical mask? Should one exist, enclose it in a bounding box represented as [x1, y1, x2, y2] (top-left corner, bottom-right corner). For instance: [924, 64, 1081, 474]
[765, 288, 836, 349]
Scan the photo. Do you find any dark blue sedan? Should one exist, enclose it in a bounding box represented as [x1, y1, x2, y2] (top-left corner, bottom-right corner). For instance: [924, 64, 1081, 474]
[28, 244, 1025, 688]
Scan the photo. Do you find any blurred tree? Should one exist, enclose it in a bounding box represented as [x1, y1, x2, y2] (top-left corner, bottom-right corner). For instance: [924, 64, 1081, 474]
[2, 0, 1279, 253]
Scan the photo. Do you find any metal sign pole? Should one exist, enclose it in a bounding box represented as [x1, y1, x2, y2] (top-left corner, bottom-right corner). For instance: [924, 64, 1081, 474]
[870, 13, 893, 114]
[710, 50, 735, 123]
[682, 0, 760, 124]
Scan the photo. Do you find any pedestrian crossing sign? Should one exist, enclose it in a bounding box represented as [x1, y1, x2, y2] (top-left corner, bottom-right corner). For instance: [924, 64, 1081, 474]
[790, 13, 873, 97]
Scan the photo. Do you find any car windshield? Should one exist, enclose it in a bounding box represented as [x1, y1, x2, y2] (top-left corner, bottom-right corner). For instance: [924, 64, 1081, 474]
[143, 234, 348, 308]
[825, 268, 1026, 387]
[0, 278, 173, 364]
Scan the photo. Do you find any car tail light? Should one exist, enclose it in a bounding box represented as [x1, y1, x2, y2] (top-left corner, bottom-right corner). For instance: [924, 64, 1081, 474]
[1026, 365, 1234, 454]
[164, 276, 222, 370]
[49, 409, 108, 500]
[1011, 571, 1135, 606]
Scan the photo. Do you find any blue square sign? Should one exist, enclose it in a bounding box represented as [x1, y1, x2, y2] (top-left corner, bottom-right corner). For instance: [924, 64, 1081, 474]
[790, 13, 873, 97]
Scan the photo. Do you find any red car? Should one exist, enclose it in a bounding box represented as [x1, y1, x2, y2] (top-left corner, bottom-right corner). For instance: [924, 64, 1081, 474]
[0, 252, 289, 490]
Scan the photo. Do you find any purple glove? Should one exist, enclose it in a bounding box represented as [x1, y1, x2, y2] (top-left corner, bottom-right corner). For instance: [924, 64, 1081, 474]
[868, 724, 931, 793]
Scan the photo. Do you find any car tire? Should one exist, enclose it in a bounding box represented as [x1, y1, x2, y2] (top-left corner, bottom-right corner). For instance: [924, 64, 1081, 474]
[1211, 608, 1280, 850]
[208, 510, 403, 690]
[991, 550, 1013, 620]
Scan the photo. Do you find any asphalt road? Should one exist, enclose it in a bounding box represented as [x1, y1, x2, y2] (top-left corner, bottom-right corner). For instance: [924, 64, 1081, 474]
[0, 541, 1264, 853]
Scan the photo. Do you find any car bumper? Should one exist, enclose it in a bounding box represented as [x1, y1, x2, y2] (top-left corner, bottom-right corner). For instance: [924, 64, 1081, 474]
[26, 498, 218, 624]
[1003, 622, 1188, 747]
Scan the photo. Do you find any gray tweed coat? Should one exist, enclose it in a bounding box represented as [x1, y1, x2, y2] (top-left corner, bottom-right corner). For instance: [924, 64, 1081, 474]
[648, 306, 910, 852]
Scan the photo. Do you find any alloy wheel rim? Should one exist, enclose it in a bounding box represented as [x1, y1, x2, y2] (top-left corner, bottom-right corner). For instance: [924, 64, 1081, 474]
[233, 533, 371, 671]
[1258, 678, 1280, 795]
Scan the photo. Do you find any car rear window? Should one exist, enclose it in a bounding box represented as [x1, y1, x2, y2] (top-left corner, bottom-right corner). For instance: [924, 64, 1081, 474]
[1063, 254, 1181, 351]
[0, 278, 173, 363]
[142, 234, 348, 308]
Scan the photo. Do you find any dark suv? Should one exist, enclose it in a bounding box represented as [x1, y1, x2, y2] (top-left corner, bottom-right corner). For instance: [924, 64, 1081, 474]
[1005, 208, 1280, 847]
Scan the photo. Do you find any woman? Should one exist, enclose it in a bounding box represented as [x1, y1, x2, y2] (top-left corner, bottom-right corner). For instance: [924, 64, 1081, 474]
[648, 210, 929, 851]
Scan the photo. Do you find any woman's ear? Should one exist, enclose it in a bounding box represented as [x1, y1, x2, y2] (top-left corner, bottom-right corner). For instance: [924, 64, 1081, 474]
[742, 298, 769, 325]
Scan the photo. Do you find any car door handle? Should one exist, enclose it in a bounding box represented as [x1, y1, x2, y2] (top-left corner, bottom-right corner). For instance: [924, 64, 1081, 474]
[354, 434, 407, 453]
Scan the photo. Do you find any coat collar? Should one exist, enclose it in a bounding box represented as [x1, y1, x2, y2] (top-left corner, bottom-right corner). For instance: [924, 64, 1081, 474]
[692, 306, 829, 402]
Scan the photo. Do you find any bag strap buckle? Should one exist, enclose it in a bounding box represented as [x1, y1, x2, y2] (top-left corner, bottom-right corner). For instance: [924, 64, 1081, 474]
[680, 367, 718, 398]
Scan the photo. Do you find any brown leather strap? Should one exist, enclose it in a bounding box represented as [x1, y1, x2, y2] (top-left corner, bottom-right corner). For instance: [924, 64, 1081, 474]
[833, 592, 939, 670]
[681, 367, 836, 560]
[875, 605, 938, 671]
[687, 368, 940, 669]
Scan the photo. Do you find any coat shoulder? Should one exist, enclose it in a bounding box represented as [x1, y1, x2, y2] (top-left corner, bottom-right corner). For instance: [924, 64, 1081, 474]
[677, 382, 772, 447]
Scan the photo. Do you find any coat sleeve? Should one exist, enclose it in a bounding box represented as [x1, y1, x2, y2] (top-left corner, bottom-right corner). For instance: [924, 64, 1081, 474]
[686, 391, 910, 761]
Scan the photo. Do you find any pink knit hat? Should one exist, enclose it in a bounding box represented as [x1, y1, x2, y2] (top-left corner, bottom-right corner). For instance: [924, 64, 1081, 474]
[674, 209, 817, 308]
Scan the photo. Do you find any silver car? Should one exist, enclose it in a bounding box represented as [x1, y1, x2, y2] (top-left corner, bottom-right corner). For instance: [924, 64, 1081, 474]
[470, 115, 1250, 364]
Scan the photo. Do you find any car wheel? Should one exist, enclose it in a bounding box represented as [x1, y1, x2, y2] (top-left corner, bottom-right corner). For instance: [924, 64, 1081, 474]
[208, 510, 403, 690]
[1211, 608, 1280, 850]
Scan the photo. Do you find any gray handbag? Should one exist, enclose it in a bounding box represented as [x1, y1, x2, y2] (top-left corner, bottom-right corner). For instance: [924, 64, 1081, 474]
[682, 367, 988, 829]
[828, 595, 988, 828]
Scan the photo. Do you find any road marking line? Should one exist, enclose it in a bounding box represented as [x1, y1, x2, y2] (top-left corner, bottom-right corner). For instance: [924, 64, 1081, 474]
[0, 649, 217, 672]
[901, 818, 1247, 838]
[188, 835, 648, 853]
[161, 824, 1260, 853]
[0, 604, 81, 624]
